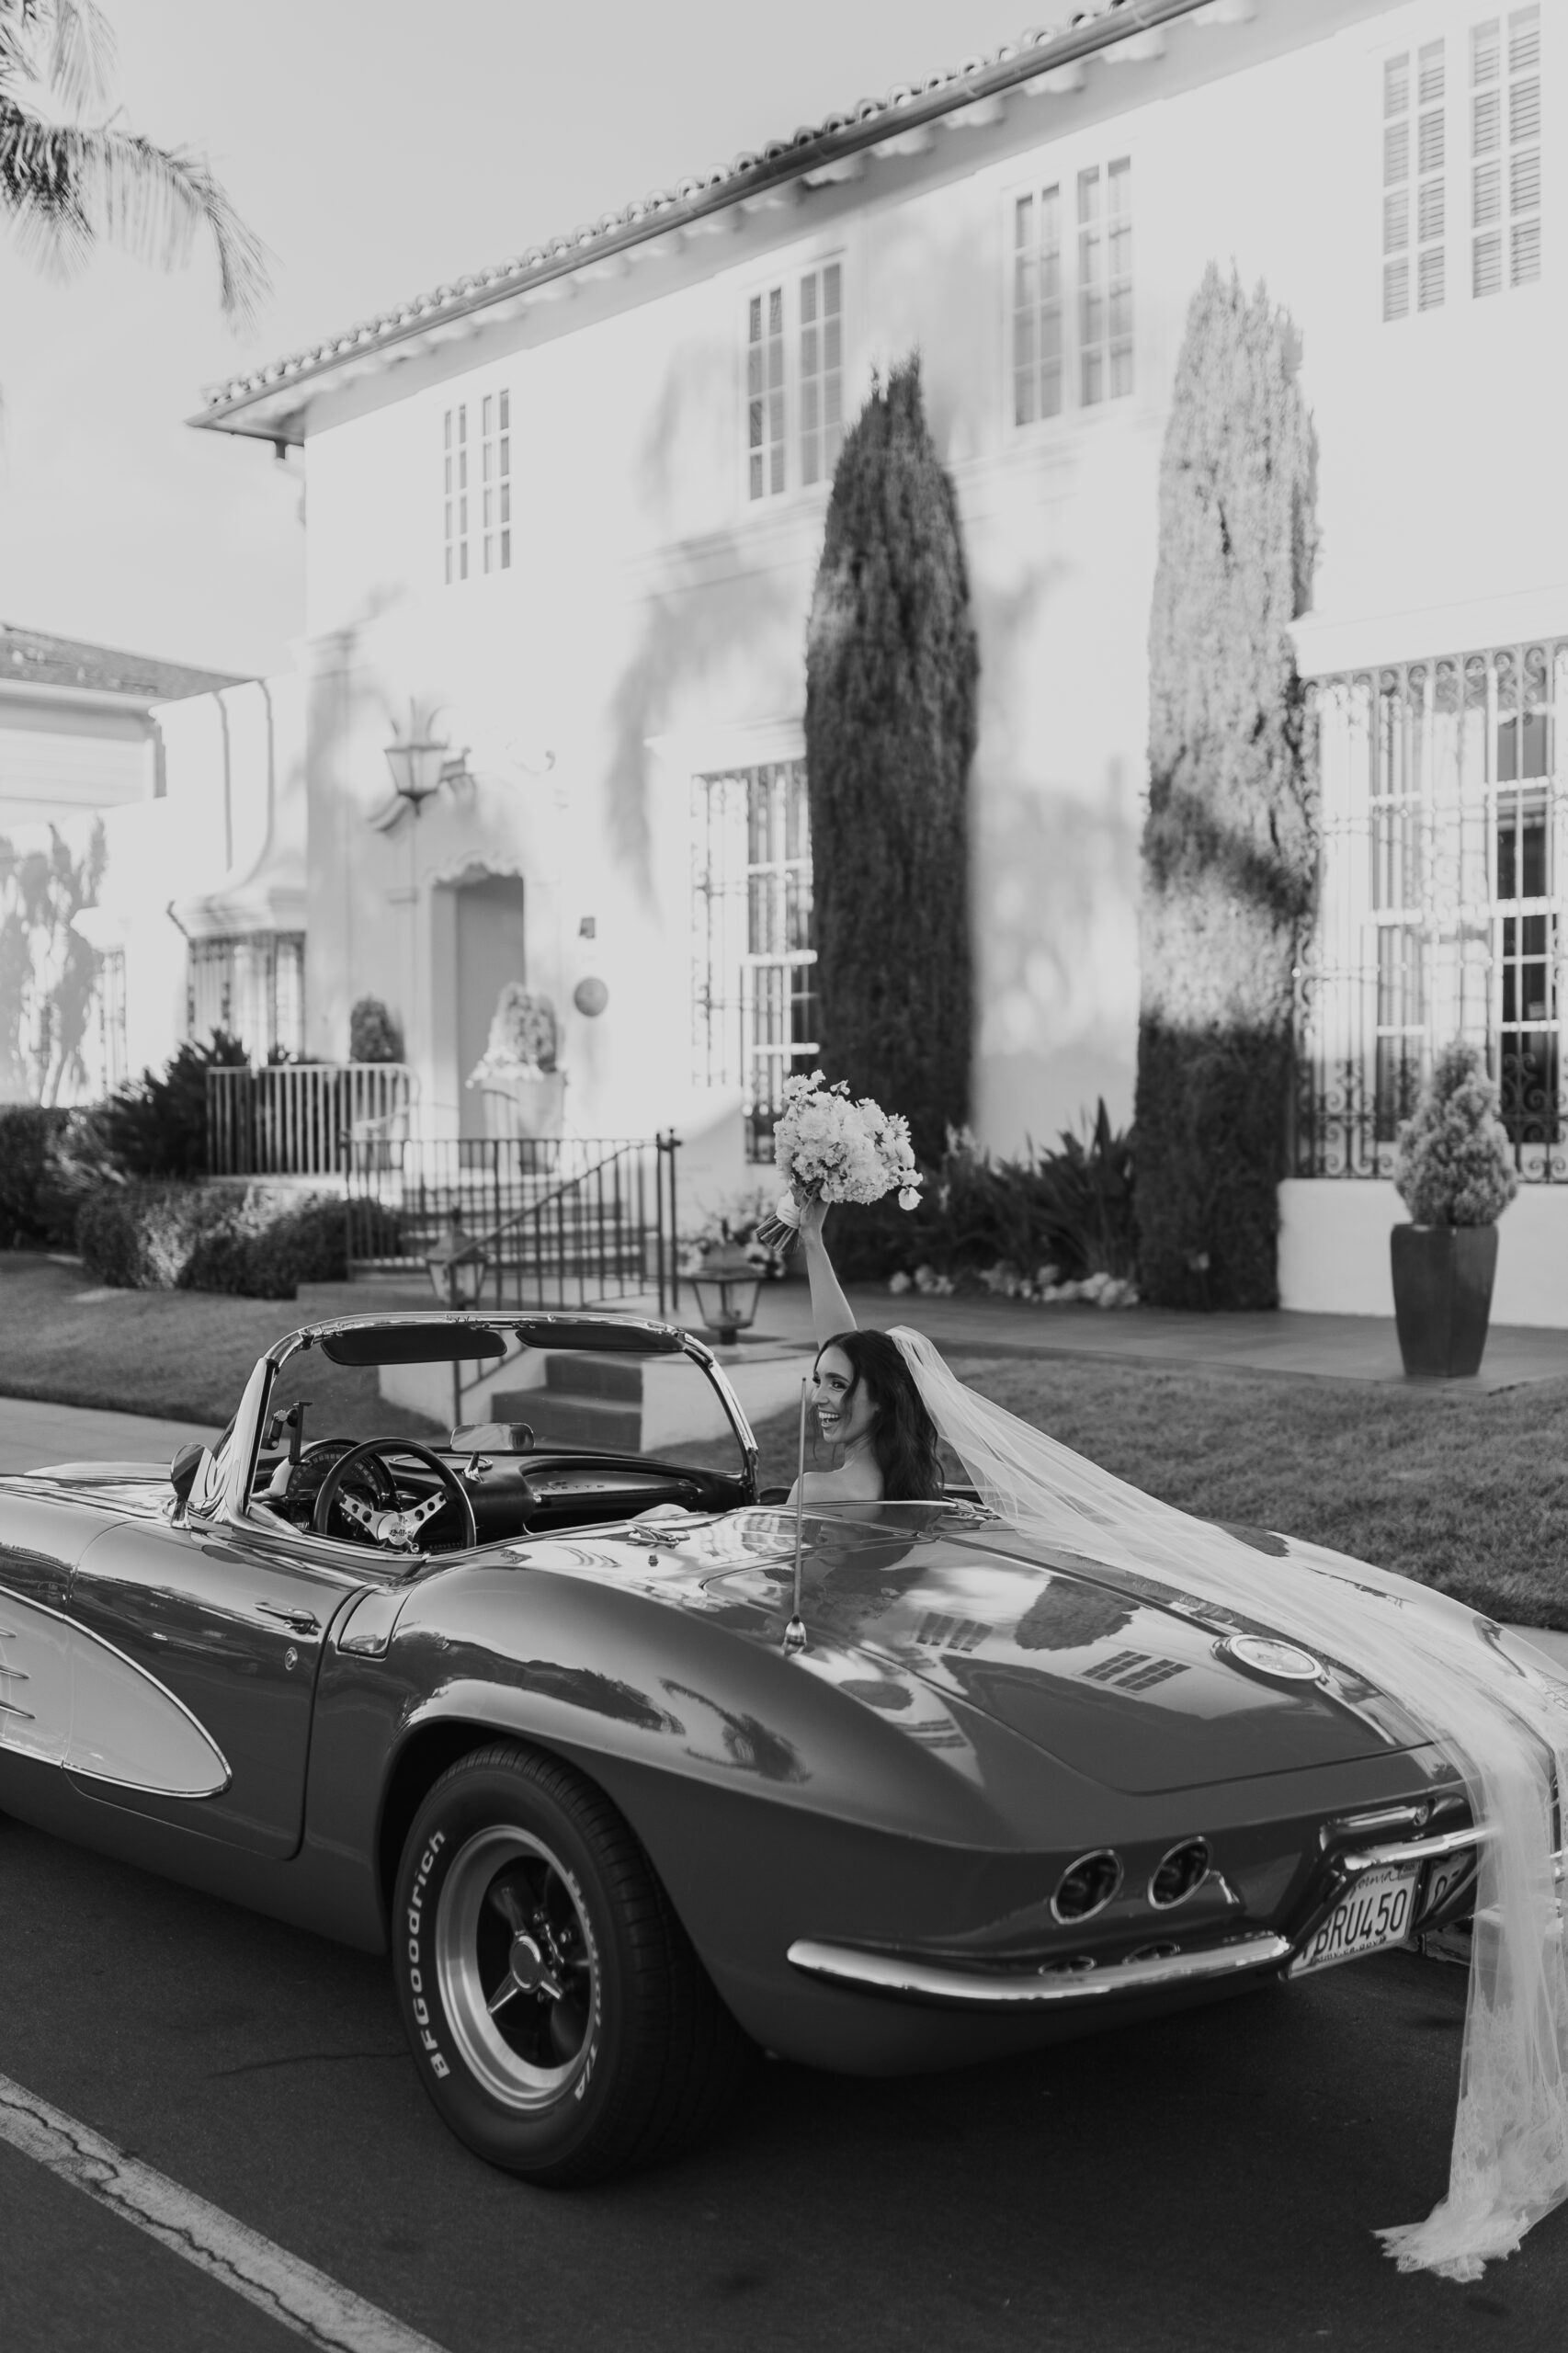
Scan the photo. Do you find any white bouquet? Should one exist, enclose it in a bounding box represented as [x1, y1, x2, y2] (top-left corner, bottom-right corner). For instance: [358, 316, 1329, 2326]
[755, 1072, 924, 1251]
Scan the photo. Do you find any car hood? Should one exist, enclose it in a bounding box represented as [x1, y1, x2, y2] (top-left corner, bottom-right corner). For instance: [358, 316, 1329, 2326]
[622, 1508, 1431, 1795]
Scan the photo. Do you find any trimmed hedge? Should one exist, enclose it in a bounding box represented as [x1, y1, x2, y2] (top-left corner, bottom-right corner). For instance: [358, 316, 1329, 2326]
[805, 357, 977, 1165]
[0, 1105, 76, 1248]
[77, 1184, 352, 1300]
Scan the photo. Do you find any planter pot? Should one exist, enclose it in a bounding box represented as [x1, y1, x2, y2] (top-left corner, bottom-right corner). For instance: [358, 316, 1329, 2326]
[480, 1072, 566, 1144]
[1390, 1222, 1499, 1379]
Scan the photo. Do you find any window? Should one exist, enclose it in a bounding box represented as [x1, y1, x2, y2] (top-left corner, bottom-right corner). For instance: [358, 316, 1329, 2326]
[187, 933, 305, 1062]
[1012, 158, 1132, 424]
[1471, 9, 1541, 297]
[444, 392, 510, 582]
[1385, 40, 1448, 318]
[1295, 642, 1566, 1178]
[691, 761, 817, 1158]
[745, 267, 844, 502]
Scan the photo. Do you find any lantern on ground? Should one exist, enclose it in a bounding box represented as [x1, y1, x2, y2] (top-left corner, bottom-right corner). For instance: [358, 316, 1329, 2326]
[690, 1242, 763, 1347]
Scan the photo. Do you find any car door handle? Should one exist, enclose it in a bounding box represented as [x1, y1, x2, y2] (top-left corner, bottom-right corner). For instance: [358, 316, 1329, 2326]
[256, 1603, 320, 1635]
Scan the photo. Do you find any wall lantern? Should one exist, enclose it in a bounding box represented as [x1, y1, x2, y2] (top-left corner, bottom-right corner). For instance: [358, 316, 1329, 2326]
[378, 701, 472, 825]
[689, 1242, 763, 1348]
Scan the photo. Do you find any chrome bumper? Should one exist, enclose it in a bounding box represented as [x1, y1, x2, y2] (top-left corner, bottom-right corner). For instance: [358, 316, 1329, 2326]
[785, 1932, 1292, 2010]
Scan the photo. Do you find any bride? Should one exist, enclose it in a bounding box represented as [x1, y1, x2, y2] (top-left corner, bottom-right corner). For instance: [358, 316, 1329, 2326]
[787, 1196, 1568, 2284]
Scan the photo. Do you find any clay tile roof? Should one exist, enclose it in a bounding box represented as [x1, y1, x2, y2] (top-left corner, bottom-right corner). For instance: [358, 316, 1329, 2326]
[0, 622, 248, 701]
[196, 0, 1193, 428]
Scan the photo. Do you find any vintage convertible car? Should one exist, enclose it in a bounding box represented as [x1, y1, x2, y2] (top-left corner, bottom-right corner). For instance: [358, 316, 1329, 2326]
[0, 1309, 1545, 2183]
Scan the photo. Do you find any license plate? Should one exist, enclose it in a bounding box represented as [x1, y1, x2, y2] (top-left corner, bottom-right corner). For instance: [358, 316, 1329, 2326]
[1291, 1864, 1419, 1977]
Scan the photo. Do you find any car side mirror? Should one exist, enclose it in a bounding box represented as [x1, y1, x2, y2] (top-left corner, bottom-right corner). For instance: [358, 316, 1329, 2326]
[169, 1442, 218, 1522]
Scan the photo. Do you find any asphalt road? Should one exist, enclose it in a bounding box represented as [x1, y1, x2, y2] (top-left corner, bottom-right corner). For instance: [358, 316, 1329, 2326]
[3, 1813, 1563, 2353]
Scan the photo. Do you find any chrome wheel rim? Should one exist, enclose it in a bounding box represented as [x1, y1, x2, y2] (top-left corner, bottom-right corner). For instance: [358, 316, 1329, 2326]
[435, 1826, 598, 2112]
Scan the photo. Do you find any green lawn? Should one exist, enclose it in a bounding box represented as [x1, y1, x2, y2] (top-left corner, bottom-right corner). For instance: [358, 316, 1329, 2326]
[750, 1355, 1568, 1633]
[0, 1254, 440, 1439]
[6, 1254, 1564, 1630]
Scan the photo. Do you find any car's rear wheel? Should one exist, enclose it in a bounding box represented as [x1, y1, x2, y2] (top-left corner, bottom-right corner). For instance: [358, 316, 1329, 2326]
[392, 1740, 750, 2182]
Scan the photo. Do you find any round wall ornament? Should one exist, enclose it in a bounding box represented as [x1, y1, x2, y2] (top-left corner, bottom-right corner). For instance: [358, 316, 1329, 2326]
[574, 976, 609, 1017]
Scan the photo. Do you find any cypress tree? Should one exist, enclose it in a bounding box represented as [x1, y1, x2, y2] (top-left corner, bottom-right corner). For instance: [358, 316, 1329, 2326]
[1135, 267, 1319, 1309]
[804, 357, 978, 1165]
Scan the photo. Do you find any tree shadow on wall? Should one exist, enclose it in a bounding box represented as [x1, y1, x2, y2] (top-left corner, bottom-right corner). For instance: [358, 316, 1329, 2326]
[603, 342, 811, 898]
[0, 819, 107, 1104]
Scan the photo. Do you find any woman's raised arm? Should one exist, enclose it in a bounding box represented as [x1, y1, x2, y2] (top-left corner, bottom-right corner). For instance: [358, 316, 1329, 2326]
[800, 1197, 857, 1347]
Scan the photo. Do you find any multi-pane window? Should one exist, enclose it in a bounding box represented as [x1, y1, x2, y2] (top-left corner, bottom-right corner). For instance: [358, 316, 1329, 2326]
[1013, 159, 1131, 424]
[799, 264, 844, 487]
[1390, 12, 1542, 317]
[746, 289, 786, 500]
[1471, 6, 1542, 291]
[1384, 51, 1412, 321]
[1385, 41, 1446, 315]
[746, 269, 845, 501]
[1295, 642, 1568, 1179]
[187, 933, 305, 1062]
[1012, 185, 1063, 424]
[444, 392, 510, 583]
[691, 761, 817, 1158]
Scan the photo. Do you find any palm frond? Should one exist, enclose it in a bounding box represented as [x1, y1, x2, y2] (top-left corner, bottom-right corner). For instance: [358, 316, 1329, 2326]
[0, 0, 113, 104]
[42, 0, 115, 110]
[0, 97, 270, 323]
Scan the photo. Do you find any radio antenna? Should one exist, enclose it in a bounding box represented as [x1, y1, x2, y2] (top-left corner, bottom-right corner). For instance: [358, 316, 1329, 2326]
[783, 1376, 809, 1656]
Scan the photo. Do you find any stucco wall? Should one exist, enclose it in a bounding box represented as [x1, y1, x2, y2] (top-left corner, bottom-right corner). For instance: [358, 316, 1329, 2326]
[290, 0, 1567, 1172]
[1280, 1178, 1568, 1327]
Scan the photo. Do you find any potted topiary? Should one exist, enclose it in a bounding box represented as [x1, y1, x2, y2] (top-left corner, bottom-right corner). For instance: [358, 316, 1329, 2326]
[1391, 1040, 1518, 1378]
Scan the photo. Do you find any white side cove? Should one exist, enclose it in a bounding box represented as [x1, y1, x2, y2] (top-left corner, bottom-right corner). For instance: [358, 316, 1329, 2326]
[0, 1587, 230, 1797]
[1278, 1179, 1568, 1326]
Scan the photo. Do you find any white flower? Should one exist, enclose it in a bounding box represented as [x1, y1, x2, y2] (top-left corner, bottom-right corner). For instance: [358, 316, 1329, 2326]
[898, 1186, 921, 1211]
[887, 1270, 913, 1294]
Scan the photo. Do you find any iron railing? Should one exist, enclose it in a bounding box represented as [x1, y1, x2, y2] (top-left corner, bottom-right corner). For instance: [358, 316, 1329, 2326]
[208, 1063, 416, 1177]
[346, 1132, 682, 1316]
[1292, 640, 1568, 1181]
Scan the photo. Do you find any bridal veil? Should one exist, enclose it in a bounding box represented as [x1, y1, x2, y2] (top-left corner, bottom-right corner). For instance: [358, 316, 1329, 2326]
[889, 1324, 1568, 2281]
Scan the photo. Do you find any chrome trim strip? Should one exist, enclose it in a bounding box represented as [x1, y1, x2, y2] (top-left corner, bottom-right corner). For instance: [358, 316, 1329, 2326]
[785, 1933, 1292, 2008]
[1341, 1825, 1494, 1870]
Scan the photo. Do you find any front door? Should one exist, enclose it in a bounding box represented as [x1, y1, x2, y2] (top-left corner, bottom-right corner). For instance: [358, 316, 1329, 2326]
[66, 1518, 364, 1858]
[456, 873, 527, 1137]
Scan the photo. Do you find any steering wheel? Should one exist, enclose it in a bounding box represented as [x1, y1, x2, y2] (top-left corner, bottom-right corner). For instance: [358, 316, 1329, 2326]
[312, 1438, 478, 1552]
[280, 1437, 399, 1519]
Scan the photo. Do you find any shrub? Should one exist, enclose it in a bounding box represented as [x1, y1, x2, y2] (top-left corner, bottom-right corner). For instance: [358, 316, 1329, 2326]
[824, 1107, 1136, 1289]
[98, 1029, 251, 1179]
[349, 997, 403, 1063]
[76, 1181, 349, 1299]
[0, 1105, 74, 1247]
[805, 356, 977, 1165]
[1134, 266, 1319, 1309]
[1394, 1042, 1519, 1226]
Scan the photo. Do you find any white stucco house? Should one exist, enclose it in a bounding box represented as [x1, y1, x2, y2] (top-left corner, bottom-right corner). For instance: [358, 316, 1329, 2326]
[98, 0, 1567, 1312]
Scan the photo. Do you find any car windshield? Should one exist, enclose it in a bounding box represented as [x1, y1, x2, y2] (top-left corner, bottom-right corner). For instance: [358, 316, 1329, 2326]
[259, 1324, 749, 1483]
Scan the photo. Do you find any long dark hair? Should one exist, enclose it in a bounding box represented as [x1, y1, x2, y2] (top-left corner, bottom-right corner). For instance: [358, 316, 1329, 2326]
[815, 1329, 943, 1501]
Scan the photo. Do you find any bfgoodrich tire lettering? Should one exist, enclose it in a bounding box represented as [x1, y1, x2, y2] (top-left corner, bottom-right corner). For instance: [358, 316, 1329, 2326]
[392, 1739, 749, 2183]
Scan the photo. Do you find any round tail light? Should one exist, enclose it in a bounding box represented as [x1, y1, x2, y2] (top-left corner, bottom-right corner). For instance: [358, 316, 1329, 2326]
[1051, 1849, 1123, 1924]
[1148, 1837, 1210, 1910]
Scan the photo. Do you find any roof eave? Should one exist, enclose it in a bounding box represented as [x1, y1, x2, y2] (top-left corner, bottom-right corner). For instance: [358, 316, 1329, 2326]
[190, 0, 1218, 445]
